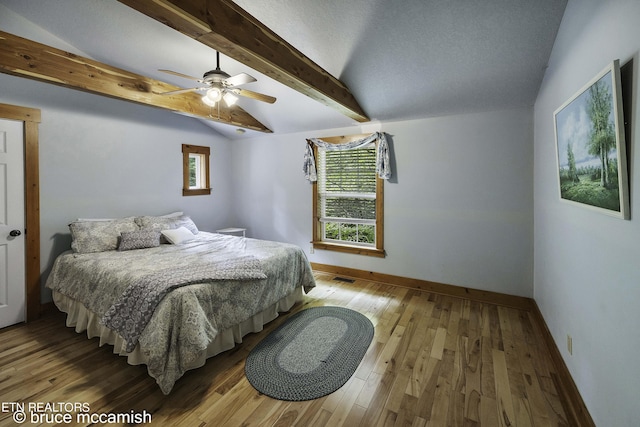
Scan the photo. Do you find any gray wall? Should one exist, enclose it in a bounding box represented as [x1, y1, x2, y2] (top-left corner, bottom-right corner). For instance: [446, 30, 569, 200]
[533, 0, 640, 425]
[232, 108, 534, 297]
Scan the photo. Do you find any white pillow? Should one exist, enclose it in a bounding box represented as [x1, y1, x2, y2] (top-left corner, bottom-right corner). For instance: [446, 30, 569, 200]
[161, 226, 195, 244]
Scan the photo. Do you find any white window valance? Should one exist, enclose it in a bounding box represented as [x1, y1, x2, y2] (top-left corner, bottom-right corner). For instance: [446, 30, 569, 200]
[303, 131, 391, 182]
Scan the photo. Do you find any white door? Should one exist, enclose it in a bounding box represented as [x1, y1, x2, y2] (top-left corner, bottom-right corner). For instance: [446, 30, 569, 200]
[0, 118, 25, 328]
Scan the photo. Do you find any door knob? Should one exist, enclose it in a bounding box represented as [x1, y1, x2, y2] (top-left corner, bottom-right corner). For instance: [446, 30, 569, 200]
[9, 230, 21, 237]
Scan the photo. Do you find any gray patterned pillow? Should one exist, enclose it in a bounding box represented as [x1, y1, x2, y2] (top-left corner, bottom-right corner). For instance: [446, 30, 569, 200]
[69, 217, 139, 253]
[118, 230, 161, 251]
[135, 215, 199, 235]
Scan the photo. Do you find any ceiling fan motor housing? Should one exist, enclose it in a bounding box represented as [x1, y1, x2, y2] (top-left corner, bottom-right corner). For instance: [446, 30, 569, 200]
[203, 69, 231, 85]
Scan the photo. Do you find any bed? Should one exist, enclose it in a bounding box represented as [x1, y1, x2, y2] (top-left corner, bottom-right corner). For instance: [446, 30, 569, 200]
[45, 214, 316, 394]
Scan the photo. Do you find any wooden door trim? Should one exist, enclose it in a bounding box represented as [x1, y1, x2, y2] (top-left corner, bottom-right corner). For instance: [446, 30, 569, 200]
[0, 103, 41, 322]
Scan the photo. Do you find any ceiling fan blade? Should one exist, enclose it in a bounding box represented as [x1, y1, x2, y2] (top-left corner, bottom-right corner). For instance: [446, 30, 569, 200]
[159, 87, 200, 95]
[224, 73, 257, 87]
[234, 88, 276, 104]
[159, 69, 203, 82]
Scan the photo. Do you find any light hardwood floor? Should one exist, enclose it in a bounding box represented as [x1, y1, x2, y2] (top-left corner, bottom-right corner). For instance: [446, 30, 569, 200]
[0, 272, 568, 426]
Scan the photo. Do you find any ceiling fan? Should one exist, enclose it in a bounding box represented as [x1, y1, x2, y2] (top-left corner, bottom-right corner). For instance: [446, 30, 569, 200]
[159, 52, 276, 107]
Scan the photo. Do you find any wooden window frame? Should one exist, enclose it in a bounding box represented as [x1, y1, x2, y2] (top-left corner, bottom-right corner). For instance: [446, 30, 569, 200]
[182, 144, 211, 196]
[311, 134, 385, 258]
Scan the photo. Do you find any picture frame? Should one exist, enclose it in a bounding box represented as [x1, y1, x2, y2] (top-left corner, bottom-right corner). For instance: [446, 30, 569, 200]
[554, 59, 629, 219]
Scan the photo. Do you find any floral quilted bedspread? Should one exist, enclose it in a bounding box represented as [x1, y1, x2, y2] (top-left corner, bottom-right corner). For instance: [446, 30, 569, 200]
[45, 232, 316, 394]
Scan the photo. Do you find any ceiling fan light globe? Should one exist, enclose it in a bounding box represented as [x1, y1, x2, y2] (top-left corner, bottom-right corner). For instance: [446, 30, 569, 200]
[201, 94, 217, 107]
[205, 87, 223, 103]
[223, 91, 239, 107]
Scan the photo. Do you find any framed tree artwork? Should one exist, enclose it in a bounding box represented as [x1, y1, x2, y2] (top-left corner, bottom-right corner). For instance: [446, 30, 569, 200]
[554, 59, 629, 219]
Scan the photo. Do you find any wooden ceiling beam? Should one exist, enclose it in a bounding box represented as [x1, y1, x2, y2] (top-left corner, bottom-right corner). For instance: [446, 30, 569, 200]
[0, 31, 272, 133]
[117, 0, 370, 123]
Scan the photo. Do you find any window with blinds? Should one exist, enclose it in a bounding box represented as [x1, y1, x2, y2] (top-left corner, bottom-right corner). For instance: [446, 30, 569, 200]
[317, 143, 377, 246]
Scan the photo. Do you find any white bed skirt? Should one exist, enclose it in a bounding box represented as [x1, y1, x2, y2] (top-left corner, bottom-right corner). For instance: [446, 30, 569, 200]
[52, 287, 304, 375]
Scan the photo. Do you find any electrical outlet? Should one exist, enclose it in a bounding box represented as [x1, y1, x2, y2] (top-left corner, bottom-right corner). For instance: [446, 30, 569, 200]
[567, 334, 573, 355]
[309, 244, 314, 254]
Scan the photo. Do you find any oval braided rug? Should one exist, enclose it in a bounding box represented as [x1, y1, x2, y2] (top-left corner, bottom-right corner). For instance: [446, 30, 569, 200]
[245, 306, 374, 401]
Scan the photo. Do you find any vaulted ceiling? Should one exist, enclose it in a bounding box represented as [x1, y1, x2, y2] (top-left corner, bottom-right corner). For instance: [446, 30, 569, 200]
[0, 0, 567, 139]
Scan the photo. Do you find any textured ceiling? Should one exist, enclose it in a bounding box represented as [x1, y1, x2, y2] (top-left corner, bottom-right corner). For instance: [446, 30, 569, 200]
[0, 0, 567, 139]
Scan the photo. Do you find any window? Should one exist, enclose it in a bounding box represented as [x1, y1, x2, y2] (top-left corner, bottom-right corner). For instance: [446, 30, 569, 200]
[182, 144, 211, 196]
[311, 134, 385, 257]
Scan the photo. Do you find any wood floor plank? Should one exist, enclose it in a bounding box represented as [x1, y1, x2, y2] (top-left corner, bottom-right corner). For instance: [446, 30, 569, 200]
[492, 348, 517, 427]
[464, 335, 482, 422]
[325, 377, 366, 427]
[428, 349, 454, 426]
[355, 371, 384, 409]
[449, 337, 467, 427]
[398, 392, 418, 422]
[480, 395, 500, 427]
[384, 368, 411, 413]
[241, 396, 292, 426]
[0, 273, 571, 426]
[429, 327, 447, 360]
[342, 403, 367, 427]
[373, 325, 406, 375]
[359, 370, 396, 427]
[414, 357, 442, 420]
